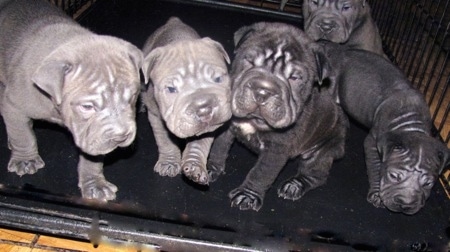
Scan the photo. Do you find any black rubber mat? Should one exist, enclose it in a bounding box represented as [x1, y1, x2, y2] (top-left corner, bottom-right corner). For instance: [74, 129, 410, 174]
[0, 0, 449, 251]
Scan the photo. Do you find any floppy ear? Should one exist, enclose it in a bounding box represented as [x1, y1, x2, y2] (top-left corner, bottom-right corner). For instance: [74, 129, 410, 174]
[302, 0, 311, 20]
[142, 47, 163, 84]
[202, 37, 230, 64]
[32, 60, 72, 105]
[311, 44, 330, 85]
[127, 45, 144, 75]
[233, 25, 255, 50]
[376, 132, 406, 163]
[437, 146, 450, 173]
[376, 133, 392, 163]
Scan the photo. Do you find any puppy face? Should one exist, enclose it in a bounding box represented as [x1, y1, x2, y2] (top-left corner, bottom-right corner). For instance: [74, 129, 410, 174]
[303, 0, 368, 43]
[144, 38, 231, 138]
[378, 132, 450, 215]
[231, 22, 322, 131]
[32, 36, 143, 155]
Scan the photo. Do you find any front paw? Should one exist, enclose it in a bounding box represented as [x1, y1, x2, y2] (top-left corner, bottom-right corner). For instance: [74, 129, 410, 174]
[207, 160, 225, 182]
[367, 190, 384, 208]
[182, 161, 208, 185]
[8, 156, 45, 176]
[229, 187, 264, 211]
[79, 178, 118, 201]
[154, 156, 181, 177]
[277, 178, 306, 201]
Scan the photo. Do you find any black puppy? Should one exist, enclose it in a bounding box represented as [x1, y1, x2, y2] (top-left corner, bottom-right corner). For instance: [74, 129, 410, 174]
[207, 22, 348, 211]
[320, 41, 450, 215]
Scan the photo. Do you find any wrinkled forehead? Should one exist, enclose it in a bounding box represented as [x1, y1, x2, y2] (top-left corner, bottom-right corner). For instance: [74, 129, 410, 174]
[390, 146, 442, 175]
[153, 41, 228, 77]
[68, 60, 140, 97]
[312, 0, 360, 7]
[241, 34, 312, 64]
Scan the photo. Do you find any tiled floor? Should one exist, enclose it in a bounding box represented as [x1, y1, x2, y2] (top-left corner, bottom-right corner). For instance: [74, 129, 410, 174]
[0, 228, 157, 252]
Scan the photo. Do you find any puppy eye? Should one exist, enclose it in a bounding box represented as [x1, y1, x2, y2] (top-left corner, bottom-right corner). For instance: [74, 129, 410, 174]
[437, 151, 444, 162]
[388, 172, 401, 182]
[244, 54, 254, 63]
[79, 103, 95, 112]
[289, 74, 301, 81]
[166, 86, 177, 93]
[342, 4, 351, 11]
[392, 143, 404, 151]
[213, 75, 224, 83]
[312, 0, 318, 6]
[423, 180, 434, 188]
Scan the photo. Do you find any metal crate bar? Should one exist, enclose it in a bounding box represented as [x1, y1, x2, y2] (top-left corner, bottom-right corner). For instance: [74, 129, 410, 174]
[369, 0, 450, 146]
[48, 0, 96, 19]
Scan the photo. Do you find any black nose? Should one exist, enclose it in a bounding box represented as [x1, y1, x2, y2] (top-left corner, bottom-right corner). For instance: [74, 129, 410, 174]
[393, 195, 415, 206]
[318, 19, 337, 33]
[249, 80, 276, 105]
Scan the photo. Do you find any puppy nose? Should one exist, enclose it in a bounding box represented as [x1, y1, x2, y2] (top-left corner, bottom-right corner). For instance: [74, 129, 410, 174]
[109, 127, 132, 144]
[249, 80, 275, 105]
[318, 19, 337, 33]
[393, 195, 415, 206]
[189, 95, 217, 122]
[113, 132, 131, 143]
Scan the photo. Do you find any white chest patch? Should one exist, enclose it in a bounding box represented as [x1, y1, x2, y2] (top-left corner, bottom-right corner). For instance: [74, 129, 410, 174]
[234, 122, 266, 149]
[236, 122, 256, 135]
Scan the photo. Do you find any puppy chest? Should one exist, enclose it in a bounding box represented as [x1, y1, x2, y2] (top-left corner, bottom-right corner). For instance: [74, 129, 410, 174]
[232, 122, 266, 151]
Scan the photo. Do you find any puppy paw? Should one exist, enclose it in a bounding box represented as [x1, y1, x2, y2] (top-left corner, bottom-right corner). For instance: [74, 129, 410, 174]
[207, 161, 225, 182]
[277, 178, 306, 200]
[182, 161, 209, 185]
[8, 156, 45, 176]
[229, 187, 263, 211]
[154, 157, 181, 177]
[367, 191, 384, 208]
[80, 179, 118, 201]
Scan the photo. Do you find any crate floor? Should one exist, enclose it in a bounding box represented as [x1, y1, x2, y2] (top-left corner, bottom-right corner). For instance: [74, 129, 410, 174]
[0, 0, 449, 251]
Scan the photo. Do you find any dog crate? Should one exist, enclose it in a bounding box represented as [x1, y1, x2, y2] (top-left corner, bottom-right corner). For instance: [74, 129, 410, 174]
[0, 0, 449, 251]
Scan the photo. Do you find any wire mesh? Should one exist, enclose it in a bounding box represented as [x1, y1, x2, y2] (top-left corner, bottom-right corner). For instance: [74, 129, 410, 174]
[369, 0, 450, 147]
[48, 0, 96, 19]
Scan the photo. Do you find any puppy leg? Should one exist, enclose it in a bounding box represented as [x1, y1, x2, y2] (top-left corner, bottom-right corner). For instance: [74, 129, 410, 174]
[229, 153, 288, 211]
[278, 134, 345, 201]
[2, 103, 44, 175]
[207, 126, 235, 182]
[364, 134, 384, 208]
[182, 136, 214, 185]
[278, 154, 333, 201]
[146, 110, 182, 177]
[77, 153, 117, 201]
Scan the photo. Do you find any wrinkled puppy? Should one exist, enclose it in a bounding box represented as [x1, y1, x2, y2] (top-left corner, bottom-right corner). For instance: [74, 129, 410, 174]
[141, 17, 231, 184]
[303, 0, 384, 56]
[0, 0, 143, 201]
[320, 41, 450, 215]
[207, 22, 348, 211]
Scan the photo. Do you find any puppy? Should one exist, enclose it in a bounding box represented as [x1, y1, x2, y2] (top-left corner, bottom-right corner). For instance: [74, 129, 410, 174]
[0, 0, 143, 201]
[303, 0, 385, 56]
[141, 17, 231, 184]
[207, 22, 348, 211]
[320, 41, 450, 214]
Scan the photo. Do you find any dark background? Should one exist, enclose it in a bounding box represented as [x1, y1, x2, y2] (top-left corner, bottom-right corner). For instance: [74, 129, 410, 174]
[0, 0, 449, 251]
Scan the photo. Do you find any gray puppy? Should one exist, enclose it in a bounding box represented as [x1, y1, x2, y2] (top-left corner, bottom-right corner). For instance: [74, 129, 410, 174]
[0, 0, 143, 201]
[141, 17, 231, 184]
[303, 0, 384, 56]
[320, 41, 450, 215]
[207, 22, 348, 211]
